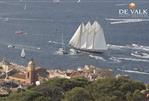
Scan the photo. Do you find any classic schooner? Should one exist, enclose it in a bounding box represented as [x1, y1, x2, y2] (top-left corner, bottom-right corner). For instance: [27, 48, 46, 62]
[69, 21, 108, 53]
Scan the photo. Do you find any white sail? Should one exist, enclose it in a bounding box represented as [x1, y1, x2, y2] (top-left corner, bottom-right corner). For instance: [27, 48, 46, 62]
[69, 23, 84, 48]
[21, 49, 25, 58]
[92, 21, 107, 51]
[69, 21, 107, 52]
[80, 23, 86, 48]
[86, 21, 94, 49]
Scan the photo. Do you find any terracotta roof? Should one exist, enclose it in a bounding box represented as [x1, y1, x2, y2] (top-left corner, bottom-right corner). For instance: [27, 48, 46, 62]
[10, 73, 26, 79]
[69, 71, 83, 78]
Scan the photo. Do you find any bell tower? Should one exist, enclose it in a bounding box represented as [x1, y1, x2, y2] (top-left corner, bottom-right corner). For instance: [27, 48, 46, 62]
[26, 59, 37, 85]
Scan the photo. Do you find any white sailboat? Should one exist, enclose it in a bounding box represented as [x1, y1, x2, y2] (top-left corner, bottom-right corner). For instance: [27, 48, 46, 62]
[69, 21, 108, 53]
[24, 4, 27, 10]
[21, 48, 25, 58]
[53, 0, 60, 3]
[77, 0, 81, 3]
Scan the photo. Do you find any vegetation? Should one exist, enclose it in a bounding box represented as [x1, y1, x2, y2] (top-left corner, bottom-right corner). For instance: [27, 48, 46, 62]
[0, 77, 148, 101]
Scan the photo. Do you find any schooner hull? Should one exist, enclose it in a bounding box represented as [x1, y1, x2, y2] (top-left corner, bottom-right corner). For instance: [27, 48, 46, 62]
[70, 46, 106, 53]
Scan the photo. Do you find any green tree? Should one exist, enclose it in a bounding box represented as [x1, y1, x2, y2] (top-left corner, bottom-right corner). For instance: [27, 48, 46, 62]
[88, 78, 146, 101]
[63, 87, 92, 101]
[131, 90, 145, 101]
[35, 96, 51, 101]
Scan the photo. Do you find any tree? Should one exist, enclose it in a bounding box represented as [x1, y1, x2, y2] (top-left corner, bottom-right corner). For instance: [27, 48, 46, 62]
[87, 78, 146, 101]
[131, 90, 145, 101]
[35, 96, 51, 101]
[63, 87, 92, 101]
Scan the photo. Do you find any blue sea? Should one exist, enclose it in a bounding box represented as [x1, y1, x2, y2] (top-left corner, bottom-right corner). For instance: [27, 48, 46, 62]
[0, 0, 149, 83]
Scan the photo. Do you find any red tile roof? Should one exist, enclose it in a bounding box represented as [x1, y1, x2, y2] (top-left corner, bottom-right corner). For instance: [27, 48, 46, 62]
[10, 73, 26, 79]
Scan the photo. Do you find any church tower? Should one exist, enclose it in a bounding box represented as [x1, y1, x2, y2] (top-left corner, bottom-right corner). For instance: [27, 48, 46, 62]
[26, 59, 37, 85]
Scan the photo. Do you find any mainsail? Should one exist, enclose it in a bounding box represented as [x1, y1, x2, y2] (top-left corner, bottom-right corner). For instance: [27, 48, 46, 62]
[92, 21, 107, 51]
[69, 21, 107, 52]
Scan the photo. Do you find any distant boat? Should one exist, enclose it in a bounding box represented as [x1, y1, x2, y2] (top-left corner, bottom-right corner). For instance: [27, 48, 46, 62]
[56, 33, 67, 55]
[24, 4, 27, 10]
[15, 31, 24, 35]
[131, 51, 149, 59]
[69, 48, 77, 55]
[56, 48, 65, 55]
[69, 21, 108, 53]
[21, 49, 25, 58]
[53, 0, 60, 3]
[8, 45, 15, 48]
[77, 0, 80, 3]
[37, 47, 41, 50]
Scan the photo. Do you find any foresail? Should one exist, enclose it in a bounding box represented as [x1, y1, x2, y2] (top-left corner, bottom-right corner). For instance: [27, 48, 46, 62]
[69, 24, 81, 48]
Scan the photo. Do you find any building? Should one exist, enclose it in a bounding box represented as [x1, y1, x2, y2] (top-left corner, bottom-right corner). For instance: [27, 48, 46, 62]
[0, 59, 17, 79]
[67, 65, 113, 81]
[48, 69, 70, 79]
[25, 59, 37, 85]
[9, 59, 37, 85]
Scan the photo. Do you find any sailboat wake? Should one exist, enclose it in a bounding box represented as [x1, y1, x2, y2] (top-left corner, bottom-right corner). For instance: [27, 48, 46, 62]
[89, 55, 106, 61]
[109, 56, 121, 63]
[7, 44, 41, 52]
[116, 57, 149, 63]
[105, 18, 149, 24]
[117, 68, 149, 75]
[107, 44, 149, 52]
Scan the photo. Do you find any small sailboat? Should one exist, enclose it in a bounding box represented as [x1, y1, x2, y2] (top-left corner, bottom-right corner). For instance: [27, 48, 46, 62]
[69, 21, 108, 53]
[77, 0, 80, 3]
[131, 51, 149, 59]
[8, 44, 15, 48]
[24, 4, 27, 10]
[53, 0, 60, 3]
[69, 48, 77, 55]
[21, 49, 25, 58]
[15, 30, 24, 35]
